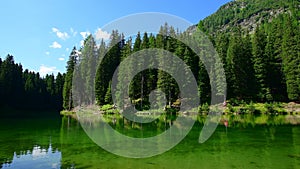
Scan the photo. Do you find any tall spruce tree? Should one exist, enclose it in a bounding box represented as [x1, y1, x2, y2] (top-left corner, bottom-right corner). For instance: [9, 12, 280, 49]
[95, 30, 122, 105]
[264, 17, 287, 101]
[116, 37, 133, 108]
[63, 47, 78, 110]
[252, 25, 272, 101]
[226, 28, 255, 100]
[79, 35, 97, 105]
[282, 15, 300, 101]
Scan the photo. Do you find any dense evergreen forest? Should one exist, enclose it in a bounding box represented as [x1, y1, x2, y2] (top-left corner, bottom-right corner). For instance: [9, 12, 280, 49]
[63, 0, 299, 111]
[198, 0, 300, 103]
[1, 0, 299, 113]
[0, 55, 65, 111]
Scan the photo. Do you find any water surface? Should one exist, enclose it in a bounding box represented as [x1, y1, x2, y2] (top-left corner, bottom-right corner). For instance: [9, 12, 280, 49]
[1, 114, 300, 169]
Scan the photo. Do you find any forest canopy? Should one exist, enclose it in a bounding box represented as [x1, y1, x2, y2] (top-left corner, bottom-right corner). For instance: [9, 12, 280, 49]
[1, 0, 299, 113]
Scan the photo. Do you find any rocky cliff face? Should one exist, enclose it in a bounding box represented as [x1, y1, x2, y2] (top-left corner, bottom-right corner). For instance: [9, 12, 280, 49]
[224, 8, 289, 34]
[196, 0, 299, 35]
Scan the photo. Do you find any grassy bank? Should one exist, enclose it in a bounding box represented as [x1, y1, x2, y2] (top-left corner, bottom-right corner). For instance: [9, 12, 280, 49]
[60, 102, 300, 117]
[199, 101, 300, 115]
[60, 110, 77, 119]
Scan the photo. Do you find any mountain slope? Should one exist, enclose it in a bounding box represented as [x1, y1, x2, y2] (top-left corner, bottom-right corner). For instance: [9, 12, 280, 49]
[198, 0, 300, 35]
[191, 0, 300, 102]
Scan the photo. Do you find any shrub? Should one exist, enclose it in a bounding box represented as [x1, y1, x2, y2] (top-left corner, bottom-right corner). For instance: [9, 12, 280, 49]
[100, 104, 114, 111]
[264, 103, 274, 114]
[199, 103, 209, 114]
[245, 101, 256, 114]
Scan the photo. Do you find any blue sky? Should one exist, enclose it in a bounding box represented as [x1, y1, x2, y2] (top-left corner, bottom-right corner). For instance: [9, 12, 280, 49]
[0, 0, 231, 76]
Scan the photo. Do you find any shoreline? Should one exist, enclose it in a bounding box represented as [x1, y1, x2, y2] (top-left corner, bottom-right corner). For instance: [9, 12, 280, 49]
[60, 102, 300, 117]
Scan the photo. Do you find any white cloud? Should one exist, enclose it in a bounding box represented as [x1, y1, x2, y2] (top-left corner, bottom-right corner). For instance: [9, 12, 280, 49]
[45, 51, 50, 55]
[66, 48, 69, 52]
[58, 57, 65, 61]
[80, 40, 85, 47]
[52, 27, 69, 40]
[52, 27, 59, 33]
[80, 31, 91, 39]
[95, 28, 110, 41]
[50, 41, 62, 49]
[70, 28, 77, 37]
[39, 65, 59, 77]
[79, 31, 91, 47]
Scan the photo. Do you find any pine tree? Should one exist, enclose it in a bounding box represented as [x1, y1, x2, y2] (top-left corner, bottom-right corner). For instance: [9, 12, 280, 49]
[139, 32, 150, 109]
[282, 15, 300, 101]
[95, 30, 122, 105]
[97, 39, 106, 63]
[157, 25, 178, 107]
[147, 33, 158, 94]
[215, 33, 229, 64]
[79, 35, 97, 105]
[265, 17, 287, 101]
[104, 80, 113, 104]
[243, 33, 256, 100]
[63, 47, 78, 110]
[252, 25, 272, 101]
[55, 73, 65, 109]
[226, 28, 255, 100]
[130, 32, 142, 101]
[45, 74, 55, 97]
[0, 54, 64, 111]
[116, 37, 133, 108]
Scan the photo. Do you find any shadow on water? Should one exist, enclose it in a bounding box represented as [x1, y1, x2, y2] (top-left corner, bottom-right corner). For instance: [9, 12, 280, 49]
[1, 113, 300, 168]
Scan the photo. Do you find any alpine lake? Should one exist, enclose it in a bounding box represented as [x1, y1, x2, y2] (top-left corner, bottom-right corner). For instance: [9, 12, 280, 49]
[1, 111, 300, 169]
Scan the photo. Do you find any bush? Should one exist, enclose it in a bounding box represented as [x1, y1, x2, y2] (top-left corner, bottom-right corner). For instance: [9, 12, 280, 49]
[199, 103, 210, 114]
[133, 99, 150, 111]
[245, 101, 256, 114]
[165, 107, 177, 115]
[264, 103, 274, 114]
[226, 102, 236, 113]
[100, 104, 114, 111]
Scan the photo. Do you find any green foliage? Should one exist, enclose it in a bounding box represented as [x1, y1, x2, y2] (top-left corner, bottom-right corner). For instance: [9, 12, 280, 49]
[100, 104, 114, 111]
[198, 0, 300, 35]
[104, 81, 113, 104]
[95, 30, 121, 105]
[199, 103, 210, 114]
[63, 47, 78, 110]
[60, 110, 76, 116]
[252, 26, 270, 101]
[3, 0, 300, 114]
[264, 103, 275, 114]
[281, 15, 300, 101]
[0, 55, 65, 111]
[198, 0, 299, 103]
[225, 102, 239, 114]
[100, 104, 119, 114]
[245, 101, 256, 114]
[93, 0, 300, 112]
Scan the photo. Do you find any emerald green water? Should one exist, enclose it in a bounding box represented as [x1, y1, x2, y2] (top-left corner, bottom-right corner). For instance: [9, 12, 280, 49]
[1, 114, 300, 169]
